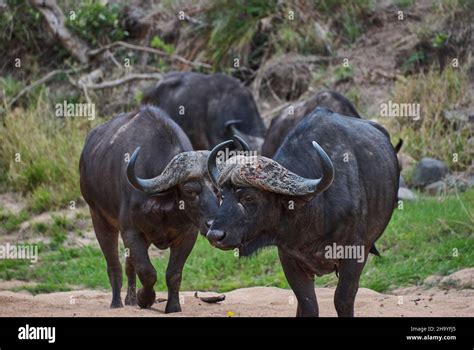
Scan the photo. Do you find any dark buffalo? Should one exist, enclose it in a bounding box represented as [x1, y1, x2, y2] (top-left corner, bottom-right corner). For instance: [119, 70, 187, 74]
[80, 106, 228, 312]
[206, 107, 399, 317]
[142, 71, 266, 151]
[261, 90, 361, 157]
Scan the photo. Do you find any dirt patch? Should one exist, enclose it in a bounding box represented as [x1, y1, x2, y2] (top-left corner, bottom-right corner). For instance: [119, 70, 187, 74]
[0, 193, 26, 215]
[0, 200, 166, 258]
[0, 280, 38, 291]
[338, 0, 435, 117]
[0, 285, 472, 317]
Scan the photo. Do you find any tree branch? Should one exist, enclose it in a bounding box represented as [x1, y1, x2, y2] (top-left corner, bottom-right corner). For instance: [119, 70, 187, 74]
[30, 0, 92, 64]
[6, 66, 87, 108]
[88, 41, 212, 69]
[80, 73, 163, 90]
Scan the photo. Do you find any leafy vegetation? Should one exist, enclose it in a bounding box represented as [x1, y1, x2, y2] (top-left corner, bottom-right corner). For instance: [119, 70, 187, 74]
[202, 0, 376, 69]
[314, 0, 375, 44]
[0, 0, 68, 76]
[205, 0, 276, 69]
[66, 2, 128, 45]
[150, 36, 175, 55]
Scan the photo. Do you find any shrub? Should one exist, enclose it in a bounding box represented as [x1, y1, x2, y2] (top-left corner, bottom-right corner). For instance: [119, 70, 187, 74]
[314, 0, 375, 43]
[205, 0, 277, 68]
[66, 2, 128, 46]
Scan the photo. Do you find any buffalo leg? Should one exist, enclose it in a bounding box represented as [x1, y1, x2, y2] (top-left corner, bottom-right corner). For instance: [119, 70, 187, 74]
[90, 210, 122, 308]
[334, 258, 366, 317]
[278, 249, 318, 317]
[165, 232, 198, 313]
[124, 256, 137, 306]
[122, 230, 156, 309]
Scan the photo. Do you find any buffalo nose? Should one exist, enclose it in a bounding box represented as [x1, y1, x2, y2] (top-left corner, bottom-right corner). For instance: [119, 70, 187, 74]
[206, 229, 226, 243]
[206, 220, 214, 229]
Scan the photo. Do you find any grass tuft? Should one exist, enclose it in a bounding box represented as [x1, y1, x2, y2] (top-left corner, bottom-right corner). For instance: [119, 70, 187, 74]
[0, 96, 91, 213]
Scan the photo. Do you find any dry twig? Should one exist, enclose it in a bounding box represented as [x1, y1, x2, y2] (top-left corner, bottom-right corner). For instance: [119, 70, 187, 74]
[6, 66, 87, 108]
[88, 41, 212, 69]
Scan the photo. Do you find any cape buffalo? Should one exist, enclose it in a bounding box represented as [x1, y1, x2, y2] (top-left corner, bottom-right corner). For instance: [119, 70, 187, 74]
[142, 71, 266, 151]
[206, 107, 399, 317]
[261, 90, 361, 157]
[79, 106, 245, 312]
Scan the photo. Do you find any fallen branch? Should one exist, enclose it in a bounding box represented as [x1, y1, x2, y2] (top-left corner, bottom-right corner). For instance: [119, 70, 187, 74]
[30, 0, 92, 64]
[6, 66, 87, 108]
[88, 41, 212, 69]
[81, 73, 163, 90]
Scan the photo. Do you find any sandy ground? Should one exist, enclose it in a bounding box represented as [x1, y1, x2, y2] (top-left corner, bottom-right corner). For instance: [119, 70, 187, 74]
[0, 285, 472, 317]
[1, 193, 472, 317]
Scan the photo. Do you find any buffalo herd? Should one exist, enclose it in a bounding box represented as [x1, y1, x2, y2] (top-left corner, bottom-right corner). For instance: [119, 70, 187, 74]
[80, 71, 400, 317]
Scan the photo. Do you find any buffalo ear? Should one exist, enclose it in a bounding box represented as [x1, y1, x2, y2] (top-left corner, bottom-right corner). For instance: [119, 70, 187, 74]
[280, 194, 313, 211]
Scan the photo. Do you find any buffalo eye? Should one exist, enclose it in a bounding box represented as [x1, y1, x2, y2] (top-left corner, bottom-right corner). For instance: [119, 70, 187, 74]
[182, 181, 201, 198]
[240, 194, 255, 204]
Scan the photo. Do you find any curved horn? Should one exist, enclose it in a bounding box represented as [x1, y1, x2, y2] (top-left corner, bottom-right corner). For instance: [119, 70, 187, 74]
[127, 147, 209, 194]
[233, 134, 250, 152]
[207, 140, 234, 188]
[127, 147, 152, 192]
[225, 119, 250, 151]
[225, 119, 242, 135]
[218, 141, 334, 196]
[308, 140, 334, 194]
[225, 119, 264, 153]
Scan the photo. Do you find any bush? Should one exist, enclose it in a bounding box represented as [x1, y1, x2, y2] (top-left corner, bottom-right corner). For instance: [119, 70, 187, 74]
[0, 1, 66, 73]
[205, 0, 277, 68]
[150, 36, 175, 55]
[66, 2, 128, 46]
[314, 0, 375, 43]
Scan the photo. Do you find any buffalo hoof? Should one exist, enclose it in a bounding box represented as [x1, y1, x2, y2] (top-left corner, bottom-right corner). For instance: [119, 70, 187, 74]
[165, 302, 182, 314]
[137, 288, 155, 308]
[125, 293, 137, 306]
[110, 300, 124, 309]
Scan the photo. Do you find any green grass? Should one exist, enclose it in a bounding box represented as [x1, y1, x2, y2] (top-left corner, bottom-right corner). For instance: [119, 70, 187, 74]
[359, 190, 473, 290]
[0, 210, 29, 232]
[0, 95, 92, 213]
[205, 0, 276, 68]
[315, 0, 375, 43]
[0, 191, 472, 294]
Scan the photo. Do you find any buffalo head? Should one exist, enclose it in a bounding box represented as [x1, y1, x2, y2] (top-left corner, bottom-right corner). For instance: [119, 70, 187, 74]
[205, 140, 334, 255]
[127, 136, 249, 234]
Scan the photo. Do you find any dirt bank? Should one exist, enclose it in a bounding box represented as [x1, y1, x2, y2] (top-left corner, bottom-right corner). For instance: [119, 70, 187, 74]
[0, 285, 472, 317]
